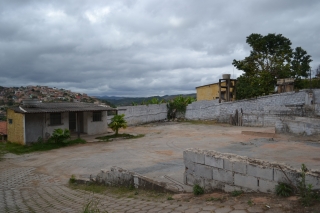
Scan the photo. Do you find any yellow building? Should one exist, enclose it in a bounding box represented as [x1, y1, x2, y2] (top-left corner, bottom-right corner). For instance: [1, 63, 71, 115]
[7, 108, 25, 145]
[196, 81, 236, 101]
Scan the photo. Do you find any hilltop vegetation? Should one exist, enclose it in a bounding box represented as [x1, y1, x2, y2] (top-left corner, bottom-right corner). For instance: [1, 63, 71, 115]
[99, 93, 196, 106]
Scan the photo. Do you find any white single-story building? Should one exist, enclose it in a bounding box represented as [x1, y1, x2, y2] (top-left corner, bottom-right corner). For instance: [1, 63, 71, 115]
[7, 99, 116, 145]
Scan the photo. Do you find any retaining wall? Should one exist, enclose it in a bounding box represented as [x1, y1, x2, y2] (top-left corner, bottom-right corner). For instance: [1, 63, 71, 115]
[275, 117, 320, 135]
[117, 104, 167, 126]
[94, 166, 179, 193]
[183, 149, 320, 193]
[185, 90, 311, 123]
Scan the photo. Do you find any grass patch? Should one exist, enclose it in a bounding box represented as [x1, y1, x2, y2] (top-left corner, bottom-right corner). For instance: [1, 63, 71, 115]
[2, 138, 86, 155]
[0, 143, 6, 161]
[69, 182, 172, 201]
[193, 184, 204, 195]
[206, 197, 225, 202]
[231, 190, 244, 197]
[69, 183, 109, 194]
[95, 133, 145, 142]
[184, 120, 218, 125]
[83, 198, 108, 213]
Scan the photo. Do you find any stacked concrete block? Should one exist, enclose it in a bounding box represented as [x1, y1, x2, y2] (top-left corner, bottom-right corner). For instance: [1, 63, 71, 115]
[183, 149, 320, 193]
[118, 104, 167, 126]
[185, 90, 319, 126]
[275, 117, 320, 135]
[95, 166, 179, 193]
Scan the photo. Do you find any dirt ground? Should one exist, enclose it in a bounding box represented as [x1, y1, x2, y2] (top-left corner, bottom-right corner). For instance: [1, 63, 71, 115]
[2, 121, 320, 212]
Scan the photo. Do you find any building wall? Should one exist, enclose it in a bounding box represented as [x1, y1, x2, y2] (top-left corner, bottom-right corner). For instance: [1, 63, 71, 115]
[275, 117, 320, 135]
[7, 109, 25, 145]
[184, 149, 320, 193]
[196, 83, 220, 101]
[25, 113, 44, 143]
[85, 111, 109, 135]
[196, 81, 235, 101]
[44, 112, 69, 138]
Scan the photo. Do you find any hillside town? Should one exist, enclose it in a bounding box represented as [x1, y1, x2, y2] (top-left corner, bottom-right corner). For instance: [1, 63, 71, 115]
[0, 85, 103, 120]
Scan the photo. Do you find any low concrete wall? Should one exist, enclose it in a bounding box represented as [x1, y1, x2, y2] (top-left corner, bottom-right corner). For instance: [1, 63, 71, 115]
[117, 104, 167, 126]
[94, 166, 180, 193]
[275, 117, 320, 135]
[185, 90, 312, 123]
[183, 149, 320, 193]
[185, 89, 320, 126]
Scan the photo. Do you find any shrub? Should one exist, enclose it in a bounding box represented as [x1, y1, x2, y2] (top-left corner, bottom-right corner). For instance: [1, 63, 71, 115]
[69, 174, 76, 184]
[50, 128, 71, 144]
[276, 183, 293, 197]
[167, 196, 174, 200]
[167, 96, 195, 120]
[298, 164, 318, 206]
[231, 190, 244, 197]
[193, 184, 204, 195]
[82, 199, 107, 213]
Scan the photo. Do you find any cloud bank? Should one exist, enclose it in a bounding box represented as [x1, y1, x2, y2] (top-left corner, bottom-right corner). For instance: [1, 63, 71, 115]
[1, 0, 319, 96]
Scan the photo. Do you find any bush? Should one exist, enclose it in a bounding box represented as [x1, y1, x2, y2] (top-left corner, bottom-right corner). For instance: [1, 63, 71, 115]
[50, 128, 71, 144]
[276, 183, 293, 197]
[69, 174, 76, 184]
[231, 190, 244, 197]
[167, 96, 195, 120]
[193, 184, 204, 195]
[298, 164, 318, 206]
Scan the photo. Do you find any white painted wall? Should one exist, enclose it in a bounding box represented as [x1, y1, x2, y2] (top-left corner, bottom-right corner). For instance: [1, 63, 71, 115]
[86, 111, 109, 135]
[118, 104, 167, 126]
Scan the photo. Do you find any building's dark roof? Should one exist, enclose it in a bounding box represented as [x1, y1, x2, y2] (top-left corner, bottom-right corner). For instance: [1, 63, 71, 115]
[10, 102, 116, 114]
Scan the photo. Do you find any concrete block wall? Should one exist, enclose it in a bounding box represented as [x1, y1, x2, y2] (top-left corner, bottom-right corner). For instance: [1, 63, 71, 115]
[183, 149, 320, 193]
[117, 104, 167, 126]
[94, 166, 179, 193]
[185, 90, 311, 123]
[275, 117, 320, 135]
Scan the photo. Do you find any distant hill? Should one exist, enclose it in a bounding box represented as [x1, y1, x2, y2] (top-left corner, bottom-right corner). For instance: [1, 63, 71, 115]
[98, 94, 196, 106]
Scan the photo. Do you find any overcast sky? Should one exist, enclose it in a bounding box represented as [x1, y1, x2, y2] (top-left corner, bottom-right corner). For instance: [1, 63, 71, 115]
[1, 0, 319, 97]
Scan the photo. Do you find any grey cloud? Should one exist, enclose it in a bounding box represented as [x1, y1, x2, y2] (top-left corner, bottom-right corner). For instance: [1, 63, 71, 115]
[0, 0, 320, 97]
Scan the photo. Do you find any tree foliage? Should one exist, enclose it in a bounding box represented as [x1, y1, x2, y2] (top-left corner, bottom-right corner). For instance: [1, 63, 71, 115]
[233, 33, 312, 99]
[109, 114, 127, 135]
[167, 96, 195, 120]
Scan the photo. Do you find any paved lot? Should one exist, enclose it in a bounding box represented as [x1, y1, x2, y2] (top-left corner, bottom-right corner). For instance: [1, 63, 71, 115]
[0, 163, 289, 213]
[1, 122, 320, 212]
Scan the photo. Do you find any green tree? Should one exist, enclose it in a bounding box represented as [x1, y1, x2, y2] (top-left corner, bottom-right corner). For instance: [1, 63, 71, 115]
[109, 114, 127, 135]
[291, 47, 312, 89]
[233, 33, 312, 99]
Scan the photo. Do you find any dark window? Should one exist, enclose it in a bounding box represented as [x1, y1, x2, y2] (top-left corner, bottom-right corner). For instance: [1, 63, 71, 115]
[8, 119, 13, 124]
[93, 111, 102, 122]
[107, 110, 117, 116]
[50, 113, 62, 125]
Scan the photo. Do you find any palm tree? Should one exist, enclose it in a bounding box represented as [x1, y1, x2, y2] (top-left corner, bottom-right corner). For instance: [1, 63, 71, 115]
[108, 114, 127, 135]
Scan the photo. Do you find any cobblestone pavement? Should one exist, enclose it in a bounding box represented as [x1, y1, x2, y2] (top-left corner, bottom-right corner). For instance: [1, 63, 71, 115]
[0, 163, 290, 213]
